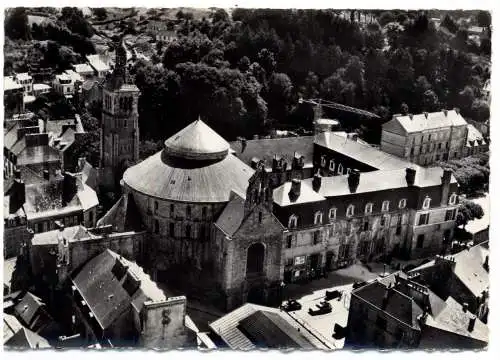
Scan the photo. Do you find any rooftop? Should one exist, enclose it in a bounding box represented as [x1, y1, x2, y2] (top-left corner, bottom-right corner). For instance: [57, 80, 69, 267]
[31, 225, 95, 246]
[4, 76, 23, 91]
[229, 136, 315, 171]
[4, 326, 51, 349]
[466, 124, 486, 147]
[315, 131, 415, 171]
[71, 249, 166, 330]
[73, 63, 95, 74]
[214, 192, 246, 237]
[86, 54, 111, 72]
[388, 110, 468, 134]
[209, 303, 331, 350]
[97, 193, 145, 232]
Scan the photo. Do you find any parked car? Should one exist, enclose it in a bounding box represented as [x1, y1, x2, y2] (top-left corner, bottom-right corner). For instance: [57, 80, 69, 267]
[308, 301, 332, 315]
[281, 299, 302, 312]
[325, 290, 342, 301]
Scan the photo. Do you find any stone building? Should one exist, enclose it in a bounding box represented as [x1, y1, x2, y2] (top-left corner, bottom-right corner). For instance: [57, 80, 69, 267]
[346, 272, 488, 349]
[380, 109, 469, 166]
[69, 249, 197, 348]
[272, 166, 459, 283]
[100, 38, 141, 190]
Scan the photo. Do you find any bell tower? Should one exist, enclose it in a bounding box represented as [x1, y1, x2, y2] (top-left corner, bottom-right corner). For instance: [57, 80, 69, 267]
[100, 36, 141, 189]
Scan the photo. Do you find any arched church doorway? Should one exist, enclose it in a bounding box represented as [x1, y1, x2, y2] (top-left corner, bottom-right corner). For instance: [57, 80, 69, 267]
[246, 243, 265, 276]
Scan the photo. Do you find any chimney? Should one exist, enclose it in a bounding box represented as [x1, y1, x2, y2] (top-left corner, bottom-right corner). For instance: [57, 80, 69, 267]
[62, 173, 78, 206]
[292, 152, 304, 170]
[454, 108, 460, 115]
[462, 302, 469, 313]
[468, 316, 476, 332]
[405, 168, 416, 186]
[312, 171, 322, 192]
[43, 169, 50, 180]
[272, 155, 284, 172]
[55, 220, 65, 231]
[253, 134, 259, 140]
[382, 288, 390, 309]
[424, 112, 429, 119]
[484, 255, 489, 272]
[14, 169, 21, 180]
[442, 109, 448, 117]
[77, 157, 86, 172]
[349, 133, 359, 142]
[409, 114, 414, 120]
[348, 170, 360, 193]
[288, 179, 301, 201]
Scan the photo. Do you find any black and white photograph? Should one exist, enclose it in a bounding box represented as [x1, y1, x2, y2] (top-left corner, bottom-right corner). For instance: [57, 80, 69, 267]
[2, 2, 492, 352]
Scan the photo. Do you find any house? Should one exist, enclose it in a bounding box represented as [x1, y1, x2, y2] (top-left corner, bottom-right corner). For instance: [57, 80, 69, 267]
[32, 83, 51, 97]
[4, 313, 51, 349]
[86, 54, 111, 78]
[72, 63, 96, 80]
[346, 272, 488, 349]
[381, 109, 469, 166]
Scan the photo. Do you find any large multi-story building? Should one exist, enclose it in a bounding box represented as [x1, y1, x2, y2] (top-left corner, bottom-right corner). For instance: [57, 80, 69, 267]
[272, 166, 459, 284]
[100, 39, 141, 190]
[380, 109, 470, 166]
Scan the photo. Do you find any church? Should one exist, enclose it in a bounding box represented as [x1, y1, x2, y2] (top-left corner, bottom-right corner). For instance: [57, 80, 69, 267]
[96, 38, 460, 311]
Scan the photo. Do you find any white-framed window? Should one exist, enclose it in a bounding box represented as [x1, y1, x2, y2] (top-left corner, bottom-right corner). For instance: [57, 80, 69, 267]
[314, 211, 323, 225]
[294, 256, 306, 265]
[382, 201, 390, 212]
[338, 164, 343, 175]
[329, 208, 337, 221]
[449, 193, 457, 205]
[422, 197, 431, 210]
[347, 168, 351, 174]
[329, 159, 335, 171]
[288, 215, 298, 228]
[365, 203, 373, 215]
[346, 204, 355, 217]
[399, 199, 407, 209]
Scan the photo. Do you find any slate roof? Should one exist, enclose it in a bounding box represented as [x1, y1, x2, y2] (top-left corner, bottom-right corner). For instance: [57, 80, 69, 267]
[14, 292, 45, 327]
[4, 313, 23, 343]
[16, 145, 60, 166]
[229, 136, 315, 171]
[4, 327, 51, 349]
[214, 192, 246, 237]
[123, 148, 253, 203]
[389, 110, 468, 134]
[209, 303, 330, 350]
[71, 250, 166, 330]
[4, 76, 23, 91]
[466, 124, 486, 147]
[164, 119, 230, 161]
[315, 131, 415, 170]
[273, 180, 325, 207]
[86, 54, 111, 73]
[73, 63, 95, 74]
[451, 244, 489, 297]
[97, 193, 144, 232]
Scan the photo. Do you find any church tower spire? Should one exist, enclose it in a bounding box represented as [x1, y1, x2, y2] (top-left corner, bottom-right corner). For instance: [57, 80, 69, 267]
[100, 35, 141, 190]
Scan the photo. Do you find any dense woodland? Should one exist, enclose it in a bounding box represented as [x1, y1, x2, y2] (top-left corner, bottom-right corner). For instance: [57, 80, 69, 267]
[4, 8, 491, 196]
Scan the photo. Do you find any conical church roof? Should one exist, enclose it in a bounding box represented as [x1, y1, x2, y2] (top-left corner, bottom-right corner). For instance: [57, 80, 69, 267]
[164, 118, 230, 161]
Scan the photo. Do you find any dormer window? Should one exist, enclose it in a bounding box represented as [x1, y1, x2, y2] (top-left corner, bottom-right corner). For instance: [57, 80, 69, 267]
[399, 199, 407, 209]
[382, 201, 390, 212]
[314, 211, 323, 225]
[449, 193, 457, 205]
[338, 164, 344, 175]
[321, 155, 326, 167]
[154, 201, 158, 214]
[288, 215, 298, 228]
[346, 205, 355, 218]
[422, 197, 431, 210]
[329, 208, 337, 221]
[329, 159, 335, 171]
[365, 203, 373, 215]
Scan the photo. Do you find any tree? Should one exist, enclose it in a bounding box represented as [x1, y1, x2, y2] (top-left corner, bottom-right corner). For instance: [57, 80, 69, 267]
[211, 9, 230, 23]
[471, 100, 490, 123]
[441, 14, 458, 33]
[378, 11, 397, 27]
[456, 200, 484, 229]
[5, 7, 31, 40]
[266, 72, 293, 123]
[93, 8, 107, 21]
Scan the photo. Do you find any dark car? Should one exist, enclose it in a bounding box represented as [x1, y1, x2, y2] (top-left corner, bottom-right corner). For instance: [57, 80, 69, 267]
[308, 301, 332, 316]
[281, 299, 302, 312]
[325, 290, 342, 301]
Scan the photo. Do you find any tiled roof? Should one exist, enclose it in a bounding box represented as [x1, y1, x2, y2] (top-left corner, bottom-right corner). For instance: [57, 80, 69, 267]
[165, 119, 230, 161]
[315, 132, 415, 170]
[391, 110, 467, 134]
[209, 303, 330, 350]
[123, 150, 253, 203]
[214, 192, 246, 236]
[229, 136, 315, 171]
[97, 193, 144, 232]
[71, 250, 166, 330]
